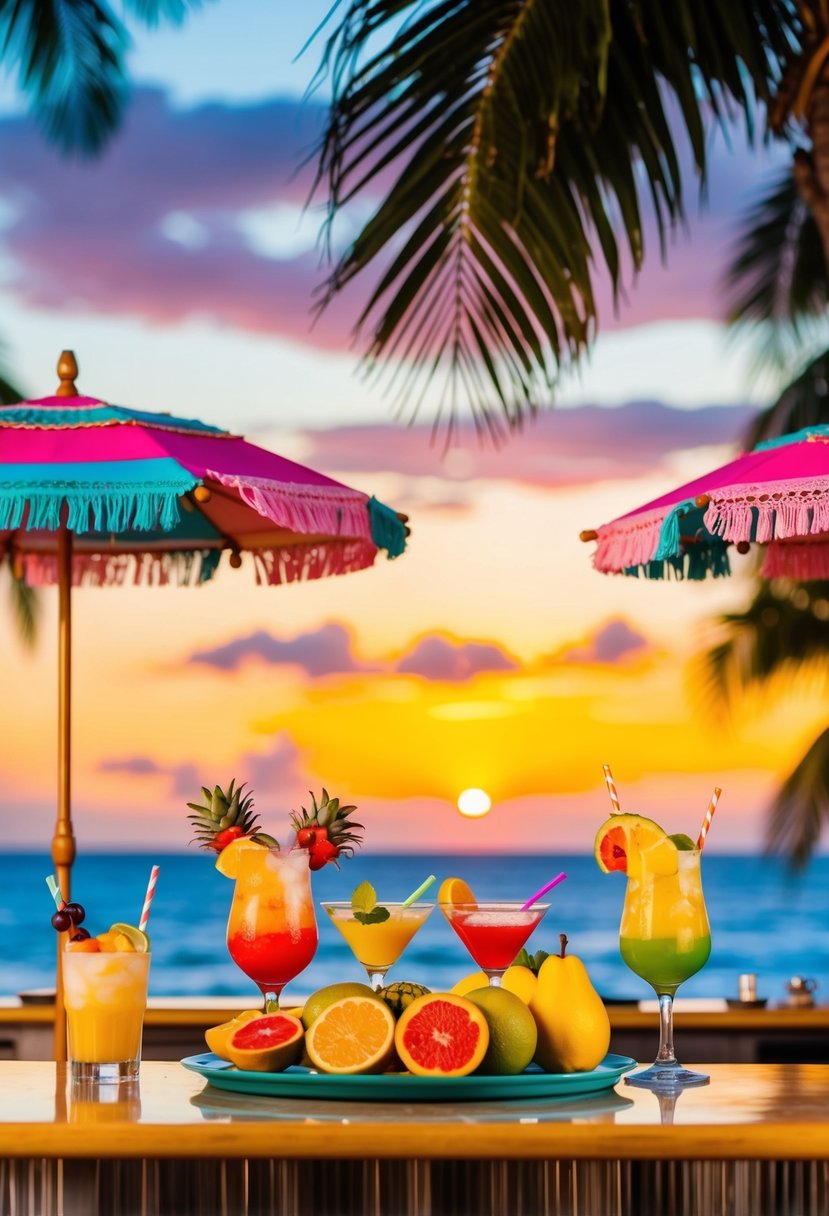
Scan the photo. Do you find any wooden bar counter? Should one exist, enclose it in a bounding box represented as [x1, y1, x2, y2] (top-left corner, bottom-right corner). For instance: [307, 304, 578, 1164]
[2, 1061, 829, 1215]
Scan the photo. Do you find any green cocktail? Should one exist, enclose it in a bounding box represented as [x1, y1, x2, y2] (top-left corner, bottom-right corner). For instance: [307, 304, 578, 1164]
[597, 812, 712, 1090]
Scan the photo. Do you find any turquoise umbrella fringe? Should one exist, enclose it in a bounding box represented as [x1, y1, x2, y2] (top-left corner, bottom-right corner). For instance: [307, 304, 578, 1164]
[368, 496, 407, 558]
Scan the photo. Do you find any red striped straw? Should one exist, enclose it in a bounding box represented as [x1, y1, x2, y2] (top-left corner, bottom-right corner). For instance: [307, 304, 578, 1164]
[602, 764, 622, 815]
[139, 865, 160, 932]
[697, 788, 722, 852]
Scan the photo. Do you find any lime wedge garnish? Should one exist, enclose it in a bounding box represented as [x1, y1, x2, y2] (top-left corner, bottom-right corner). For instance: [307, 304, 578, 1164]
[669, 833, 696, 851]
[110, 923, 150, 952]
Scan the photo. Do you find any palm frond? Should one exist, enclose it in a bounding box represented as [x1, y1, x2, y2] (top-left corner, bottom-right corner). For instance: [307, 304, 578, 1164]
[313, 0, 801, 431]
[742, 344, 829, 446]
[696, 578, 829, 713]
[7, 566, 39, 650]
[724, 168, 829, 378]
[122, 0, 205, 27]
[0, 0, 203, 154]
[766, 726, 829, 867]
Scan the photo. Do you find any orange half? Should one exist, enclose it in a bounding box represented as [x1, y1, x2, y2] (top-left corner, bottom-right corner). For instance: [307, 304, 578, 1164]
[305, 996, 396, 1075]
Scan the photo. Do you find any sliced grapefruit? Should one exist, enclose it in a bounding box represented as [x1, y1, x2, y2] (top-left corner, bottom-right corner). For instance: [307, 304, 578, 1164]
[305, 995, 396, 1075]
[224, 1013, 304, 1072]
[394, 993, 489, 1077]
[204, 1009, 262, 1059]
[437, 876, 477, 907]
[594, 813, 677, 879]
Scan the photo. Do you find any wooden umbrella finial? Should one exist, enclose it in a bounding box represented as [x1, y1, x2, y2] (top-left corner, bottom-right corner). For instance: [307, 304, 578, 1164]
[55, 351, 79, 397]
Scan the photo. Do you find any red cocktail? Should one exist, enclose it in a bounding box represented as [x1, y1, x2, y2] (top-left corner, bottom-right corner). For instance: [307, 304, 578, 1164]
[441, 902, 549, 985]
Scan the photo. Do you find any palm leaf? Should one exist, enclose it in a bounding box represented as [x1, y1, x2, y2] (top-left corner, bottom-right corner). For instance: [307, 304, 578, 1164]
[742, 344, 829, 447]
[724, 169, 829, 378]
[698, 579, 829, 714]
[766, 727, 829, 868]
[1, 0, 203, 153]
[7, 565, 39, 650]
[313, 0, 801, 431]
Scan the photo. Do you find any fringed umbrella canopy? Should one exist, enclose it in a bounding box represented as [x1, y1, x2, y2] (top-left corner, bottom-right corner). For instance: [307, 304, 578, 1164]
[581, 425, 829, 582]
[3, 352, 408, 1057]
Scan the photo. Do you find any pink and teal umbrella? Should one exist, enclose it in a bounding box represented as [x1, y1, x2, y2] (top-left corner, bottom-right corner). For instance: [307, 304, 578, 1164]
[582, 424, 829, 582]
[1, 351, 407, 1053]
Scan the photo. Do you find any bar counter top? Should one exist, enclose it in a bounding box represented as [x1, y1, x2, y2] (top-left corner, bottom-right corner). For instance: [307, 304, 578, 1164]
[4, 1060, 829, 1162]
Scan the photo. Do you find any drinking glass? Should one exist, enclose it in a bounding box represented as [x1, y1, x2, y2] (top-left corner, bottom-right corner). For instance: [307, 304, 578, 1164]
[63, 949, 150, 1083]
[440, 902, 549, 986]
[619, 842, 711, 1088]
[227, 847, 318, 1010]
[321, 901, 433, 991]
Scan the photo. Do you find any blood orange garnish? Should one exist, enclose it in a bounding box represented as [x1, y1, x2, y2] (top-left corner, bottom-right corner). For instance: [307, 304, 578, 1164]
[394, 993, 489, 1077]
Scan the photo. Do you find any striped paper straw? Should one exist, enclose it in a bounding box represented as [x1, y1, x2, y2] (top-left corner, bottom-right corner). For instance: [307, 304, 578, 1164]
[602, 764, 621, 815]
[139, 865, 160, 932]
[697, 788, 722, 852]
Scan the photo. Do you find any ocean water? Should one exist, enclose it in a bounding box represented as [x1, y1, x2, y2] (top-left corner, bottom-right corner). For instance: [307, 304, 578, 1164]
[2, 851, 827, 1006]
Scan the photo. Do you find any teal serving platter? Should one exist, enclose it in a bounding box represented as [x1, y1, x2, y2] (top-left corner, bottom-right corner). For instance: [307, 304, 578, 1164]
[180, 1052, 637, 1102]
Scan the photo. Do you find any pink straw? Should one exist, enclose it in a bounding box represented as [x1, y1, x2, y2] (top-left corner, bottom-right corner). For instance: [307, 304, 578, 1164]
[138, 865, 160, 932]
[521, 872, 567, 911]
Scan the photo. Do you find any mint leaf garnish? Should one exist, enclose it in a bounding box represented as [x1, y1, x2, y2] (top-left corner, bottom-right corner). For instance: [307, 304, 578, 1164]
[351, 880, 390, 924]
[354, 906, 391, 925]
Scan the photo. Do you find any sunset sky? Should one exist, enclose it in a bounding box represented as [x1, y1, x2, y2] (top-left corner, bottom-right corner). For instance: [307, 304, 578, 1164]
[0, 2, 824, 856]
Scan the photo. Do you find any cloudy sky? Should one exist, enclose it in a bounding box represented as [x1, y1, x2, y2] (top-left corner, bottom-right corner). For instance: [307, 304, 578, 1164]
[0, 1, 822, 856]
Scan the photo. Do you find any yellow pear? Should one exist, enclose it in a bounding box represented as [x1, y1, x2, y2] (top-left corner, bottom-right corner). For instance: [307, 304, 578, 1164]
[529, 934, 610, 1073]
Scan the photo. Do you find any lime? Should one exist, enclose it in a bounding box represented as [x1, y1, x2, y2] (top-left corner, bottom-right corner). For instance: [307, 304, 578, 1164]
[669, 832, 697, 851]
[301, 982, 378, 1030]
[465, 986, 538, 1075]
[109, 923, 150, 952]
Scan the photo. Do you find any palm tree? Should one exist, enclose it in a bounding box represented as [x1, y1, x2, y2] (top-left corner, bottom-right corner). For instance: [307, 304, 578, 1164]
[699, 165, 829, 865]
[313, 1, 829, 436]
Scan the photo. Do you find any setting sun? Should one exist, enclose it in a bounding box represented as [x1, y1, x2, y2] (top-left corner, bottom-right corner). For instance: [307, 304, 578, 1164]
[457, 788, 492, 818]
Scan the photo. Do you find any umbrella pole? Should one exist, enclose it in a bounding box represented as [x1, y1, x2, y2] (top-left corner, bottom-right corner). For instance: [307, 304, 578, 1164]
[52, 522, 75, 1060]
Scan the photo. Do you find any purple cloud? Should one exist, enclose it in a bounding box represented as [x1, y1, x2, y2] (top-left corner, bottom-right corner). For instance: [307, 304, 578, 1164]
[0, 83, 793, 358]
[295, 401, 757, 488]
[396, 636, 519, 682]
[99, 756, 199, 797]
[555, 619, 654, 665]
[188, 623, 372, 676]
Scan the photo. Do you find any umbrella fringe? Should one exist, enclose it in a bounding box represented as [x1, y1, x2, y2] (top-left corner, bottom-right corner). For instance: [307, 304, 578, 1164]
[0, 486, 186, 533]
[623, 546, 731, 581]
[19, 550, 222, 587]
[252, 540, 377, 585]
[206, 471, 373, 540]
[368, 496, 407, 558]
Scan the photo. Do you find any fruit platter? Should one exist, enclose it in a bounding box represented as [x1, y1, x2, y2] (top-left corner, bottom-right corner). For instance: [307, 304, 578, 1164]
[180, 773, 716, 1101]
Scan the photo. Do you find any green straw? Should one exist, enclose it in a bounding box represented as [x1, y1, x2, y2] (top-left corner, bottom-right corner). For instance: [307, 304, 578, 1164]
[45, 875, 62, 909]
[401, 875, 437, 908]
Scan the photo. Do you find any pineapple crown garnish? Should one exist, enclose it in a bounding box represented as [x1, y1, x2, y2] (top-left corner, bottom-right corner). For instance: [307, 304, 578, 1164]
[187, 779, 278, 851]
[290, 788, 363, 859]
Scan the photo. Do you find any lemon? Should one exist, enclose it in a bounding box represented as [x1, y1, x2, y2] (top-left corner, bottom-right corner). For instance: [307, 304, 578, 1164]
[453, 965, 537, 1004]
[464, 987, 538, 1075]
[301, 982, 378, 1030]
[437, 876, 476, 906]
[109, 923, 150, 952]
[214, 836, 266, 879]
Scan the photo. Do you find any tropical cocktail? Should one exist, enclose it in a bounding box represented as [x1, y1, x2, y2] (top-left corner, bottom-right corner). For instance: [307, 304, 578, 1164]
[49, 890, 152, 1083]
[323, 895, 433, 990]
[226, 844, 318, 1009]
[439, 878, 550, 986]
[596, 812, 712, 1088]
[188, 782, 365, 1009]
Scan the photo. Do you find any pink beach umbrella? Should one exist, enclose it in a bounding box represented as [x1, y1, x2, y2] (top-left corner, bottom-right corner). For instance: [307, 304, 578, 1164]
[1, 352, 408, 1053]
[580, 424, 829, 582]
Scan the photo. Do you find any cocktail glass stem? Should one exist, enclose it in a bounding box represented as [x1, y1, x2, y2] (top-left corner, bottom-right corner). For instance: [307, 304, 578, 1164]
[656, 992, 676, 1065]
[366, 969, 389, 993]
[484, 971, 503, 988]
[262, 988, 282, 1013]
